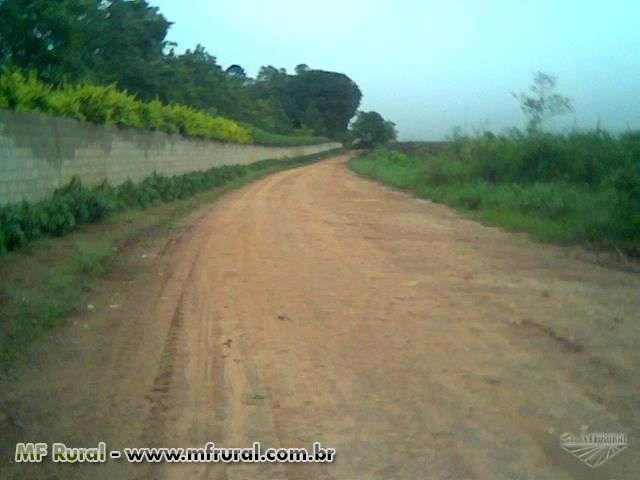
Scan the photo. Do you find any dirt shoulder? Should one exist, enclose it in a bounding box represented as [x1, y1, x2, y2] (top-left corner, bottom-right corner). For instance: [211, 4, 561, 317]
[1, 153, 638, 479]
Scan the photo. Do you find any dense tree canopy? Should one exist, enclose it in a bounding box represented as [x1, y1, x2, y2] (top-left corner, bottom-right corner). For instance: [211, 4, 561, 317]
[283, 69, 362, 136]
[0, 0, 171, 87]
[0, 0, 362, 139]
[350, 111, 397, 147]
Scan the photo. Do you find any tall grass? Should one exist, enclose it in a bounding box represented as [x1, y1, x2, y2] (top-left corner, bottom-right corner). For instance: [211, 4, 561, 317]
[349, 131, 639, 255]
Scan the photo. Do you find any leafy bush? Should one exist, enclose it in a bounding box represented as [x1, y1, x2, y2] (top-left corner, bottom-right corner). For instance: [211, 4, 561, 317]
[0, 69, 253, 143]
[71, 241, 114, 276]
[0, 70, 52, 110]
[349, 110, 397, 147]
[0, 68, 338, 146]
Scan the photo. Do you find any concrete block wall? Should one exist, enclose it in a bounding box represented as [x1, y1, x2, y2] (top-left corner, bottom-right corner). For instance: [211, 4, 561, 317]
[0, 108, 341, 205]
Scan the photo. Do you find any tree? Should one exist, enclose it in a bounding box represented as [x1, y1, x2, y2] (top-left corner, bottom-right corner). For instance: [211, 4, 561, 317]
[300, 102, 324, 134]
[245, 66, 362, 136]
[0, 0, 362, 139]
[0, 0, 100, 82]
[283, 69, 362, 136]
[245, 97, 293, 133]
[86, 0, 172, 99]
[349, 111, 396, 148]
[513, 71, 572, 133]
[225, 64, 246, 78]
[159, 45, 227, 108]
[0, 0, 172, 93]
[294, 63, 310, 75]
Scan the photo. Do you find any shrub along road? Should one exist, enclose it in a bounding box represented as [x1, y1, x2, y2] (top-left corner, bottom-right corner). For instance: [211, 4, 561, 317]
[1, 153, 639, 479]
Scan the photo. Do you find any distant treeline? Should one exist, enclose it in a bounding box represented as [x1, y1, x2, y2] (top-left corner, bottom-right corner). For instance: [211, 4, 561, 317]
[0, 0, 362, 141]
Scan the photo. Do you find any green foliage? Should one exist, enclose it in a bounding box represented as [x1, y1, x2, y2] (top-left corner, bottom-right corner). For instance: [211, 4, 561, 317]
[0, 0, 172, 88]
[246, 125, 332, 146]
[0, 68, 337, 145]
[0, 148, 342, 256]
[349, 111, 397, 148]
[0, 0, 362, 141]
[0, 69, 51, 110]
[0, 165, 244, 255]
[71, 241, 114, 276]
[350, 130, 640, 255]
[446, 129, 636, 185]
[0, 69, 254, 143]
[347, 148, 423, 188]
[281, 69, 363, 136]
[0, 0, 95, 83]
[52, 83, 142, 126]
[0, 147, 341, 367]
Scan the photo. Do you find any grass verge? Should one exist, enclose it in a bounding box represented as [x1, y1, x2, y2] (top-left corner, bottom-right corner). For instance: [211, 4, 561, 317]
[0, 149, 342, 369]
[349, 147, 638, 256]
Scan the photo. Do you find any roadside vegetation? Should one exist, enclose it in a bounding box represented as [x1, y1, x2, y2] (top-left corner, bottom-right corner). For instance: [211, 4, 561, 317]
[0, 0, 353, 369]
[0, 150, 341, 255]
[0, 148, 342, 367]
[350, 131, 639, 256]
[350, 72, 639, 256]
[349, 110, 397, 148]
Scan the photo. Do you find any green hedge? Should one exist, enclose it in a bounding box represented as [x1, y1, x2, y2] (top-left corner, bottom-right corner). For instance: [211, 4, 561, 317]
[0, 69, 329, 146]
[0, 165, 249, 255]
[0, 69, 252, 143]
[0, 149, 342, 256]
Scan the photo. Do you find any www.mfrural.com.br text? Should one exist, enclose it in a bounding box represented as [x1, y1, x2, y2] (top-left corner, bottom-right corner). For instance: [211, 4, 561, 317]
[14, 441, 336, 464]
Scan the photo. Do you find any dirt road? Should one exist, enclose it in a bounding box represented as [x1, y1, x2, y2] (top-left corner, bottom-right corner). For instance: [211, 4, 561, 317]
[1, 153, 639, 479]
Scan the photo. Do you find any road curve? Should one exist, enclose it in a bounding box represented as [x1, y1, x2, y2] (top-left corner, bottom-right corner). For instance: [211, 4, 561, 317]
[2, 153, 638, 480]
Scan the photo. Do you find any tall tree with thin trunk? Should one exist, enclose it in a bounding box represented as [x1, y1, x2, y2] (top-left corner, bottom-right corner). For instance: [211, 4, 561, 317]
[513, 72, 573, 133]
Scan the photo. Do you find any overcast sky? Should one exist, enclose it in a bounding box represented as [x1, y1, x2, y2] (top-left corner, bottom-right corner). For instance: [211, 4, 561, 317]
[150, 0, 639, 140]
